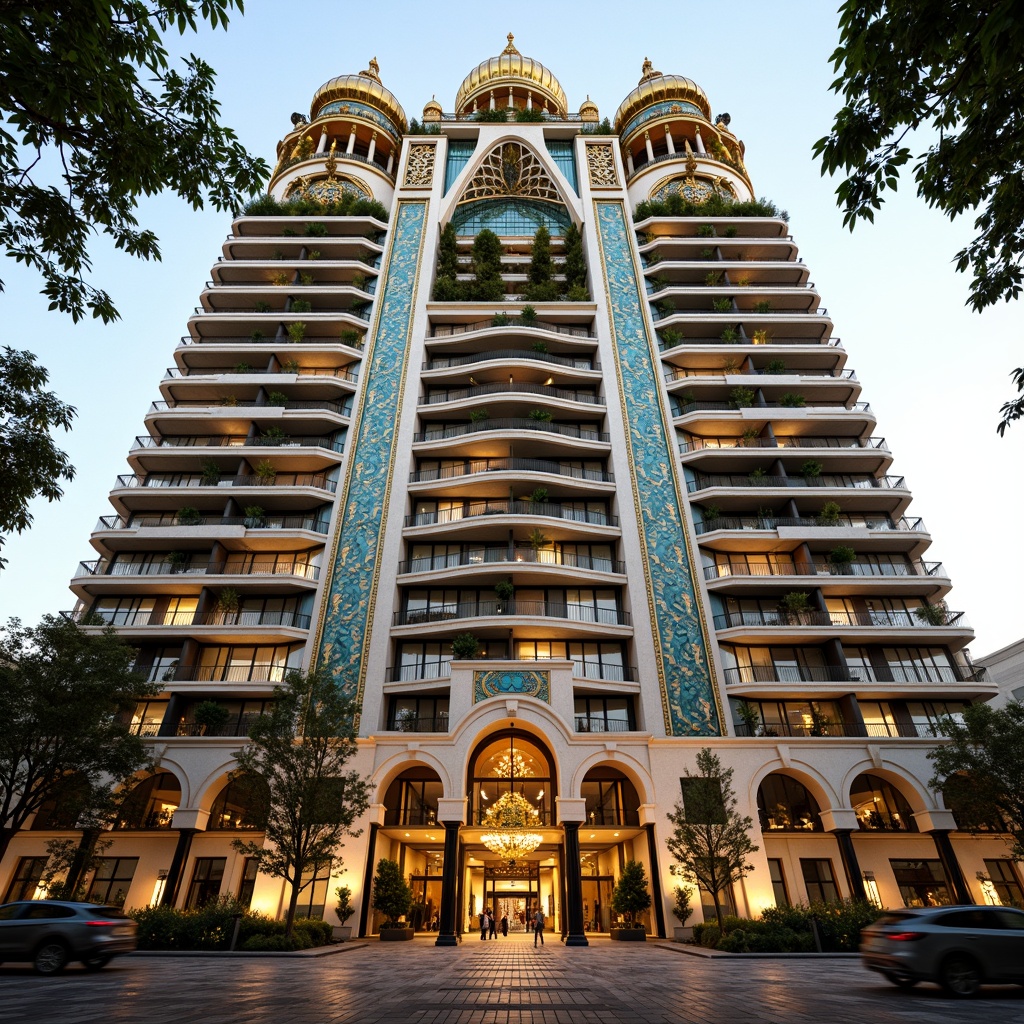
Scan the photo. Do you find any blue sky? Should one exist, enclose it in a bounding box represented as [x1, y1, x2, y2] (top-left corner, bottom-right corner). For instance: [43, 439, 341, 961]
[0, 0, 1018, 657]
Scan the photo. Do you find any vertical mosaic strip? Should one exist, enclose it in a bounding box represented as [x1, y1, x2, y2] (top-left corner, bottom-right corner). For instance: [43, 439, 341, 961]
[315, 200, 428, 702]
[594, 200, 721, 736]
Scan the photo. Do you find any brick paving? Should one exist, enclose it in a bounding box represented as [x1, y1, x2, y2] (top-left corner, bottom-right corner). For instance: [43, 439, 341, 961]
[1, 934, 1021, 1023]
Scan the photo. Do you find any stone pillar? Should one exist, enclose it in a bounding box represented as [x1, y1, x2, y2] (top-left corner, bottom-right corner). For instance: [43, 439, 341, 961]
[527, 90, 533, 110]
[665, 126, 675, 155]
[819, 809, 867, 901]
[557, 797, 588, 946]
[358, 804, 385, 937]
[346, 126, 357, 155]
[626, 151, 635, 176]
[63, 827, 101, 897]
[435, 798, 466, 947]
[695, 127, 706, 153]
[386, 151, 394, 175]
[367, 132, 377, 164]
[644, 130, 654, 163]
[489, 90, 495, 111]
[316, 129, 328, 154]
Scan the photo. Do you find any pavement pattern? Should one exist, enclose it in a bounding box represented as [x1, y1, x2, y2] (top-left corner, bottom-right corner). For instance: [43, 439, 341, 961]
[1, 934, 1022, 1023]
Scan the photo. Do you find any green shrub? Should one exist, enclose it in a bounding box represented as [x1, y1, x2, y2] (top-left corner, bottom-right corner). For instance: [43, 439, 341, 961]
[695, 922, 720, 947]
[473, 107, 511, 122]
[515, 107, 545, 122]
[633, 195, 788, 222]
[304, 222, 329, 237]
[241, 933, 309, 951]
[242, 193, 389, 224]
[290, 299, 312, 313]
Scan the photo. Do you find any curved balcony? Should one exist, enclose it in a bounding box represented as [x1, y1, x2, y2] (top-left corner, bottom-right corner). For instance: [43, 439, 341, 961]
[179, 333, 366, 351]
[687, 473, 905, 493]
[713, 609, 967, 630]
[681, 435, 888, 453]
[132, 435, 345, 454]
[404, 501, 617, 529]
[430, 318, 593, 340]
[96, 513, 330, 534]
[674, 399, 870, 416]
[659, 334, 840, 350]
[148, 398, 351, 417]
[163, 366, 359, 384]
[387, 660, 638, 684]
[63, 608, 312, 630]
[76, 558, 321, 582]
[694, 514, 925, 536]
[413, 420, 608, 444]
[410, 458, 612, 486]
[114, 473, 337, 493]
[703, 560, 944, 582]
[398, 547, 625, 576]
[426, 351, 597, 374]
[421, 382, 603, 407]
[393, 599, 630, 628]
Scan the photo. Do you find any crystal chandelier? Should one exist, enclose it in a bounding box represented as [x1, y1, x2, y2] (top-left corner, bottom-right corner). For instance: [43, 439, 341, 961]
[479, 735, 543, 861]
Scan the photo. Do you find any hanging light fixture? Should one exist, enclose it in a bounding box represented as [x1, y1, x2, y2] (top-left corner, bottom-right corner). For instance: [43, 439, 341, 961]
[480, 733, 542, 861]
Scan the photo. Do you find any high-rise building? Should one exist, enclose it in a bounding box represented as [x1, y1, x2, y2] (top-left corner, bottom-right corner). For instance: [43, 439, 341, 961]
[5, 39, 1018, 936]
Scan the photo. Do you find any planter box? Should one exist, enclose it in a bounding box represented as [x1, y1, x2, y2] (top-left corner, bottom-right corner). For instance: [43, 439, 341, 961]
[332, 925, 353, 942]
[378, 927, 415, 941]
[610, 928, 646, 941]
[673, 926, 694, 943]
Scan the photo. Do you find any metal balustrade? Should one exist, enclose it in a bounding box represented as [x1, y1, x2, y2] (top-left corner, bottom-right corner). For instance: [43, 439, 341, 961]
[131, 435, 344, 452]
[179, 335, 365, 348]
[414, 420, 608, 443]
[426, 350, 596, 371]
[114, 473, 336, 492]
[149, 399, 350, 415]
[76, 559, 321, 581]
[687, 474, 905, 492]
[386, 661, 637, 683]
[703, 560, 943, 581]
[659, 336, 841, 349]
[431, 319, 593, 339]
[674, 399, 871, 413]
[95, 513, 330, 533]
[63, 609, 312, 629]
[394, 600, 630, 627]
[385, 715, 450, 733]
[163, 366, 359, 382]
[421, 382, 602, 406]
[680, 436, 888, 453]
[404, 501, 616, 528]
[694, 513, 925, 535]
[398, 548, 624, 574]
[713, 609, 967, 630]
[410, 458, 612, 484]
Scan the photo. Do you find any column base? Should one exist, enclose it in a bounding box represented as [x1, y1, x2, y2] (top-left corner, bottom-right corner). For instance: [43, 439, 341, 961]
[564, 934, 589, 947]
[434, 934, 459, 947]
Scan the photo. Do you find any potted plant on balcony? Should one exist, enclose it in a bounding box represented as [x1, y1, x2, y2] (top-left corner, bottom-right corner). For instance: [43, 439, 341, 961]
[729, 386, 754, 408]
[177, 506, 203, 526]
[372, 858, 414, 940]
[527, 487, 548, 505]
[528, 408, 553, 422]
[243, 505, 266, 529]
[193, 700, 231, 737]
[286, 321, 306, 343]
[671, 882, 695, 942]
[800, 459, 823, 481]
[333, 885, 355, 941]
[216, 588, 240, 624]
[165, 551, 189, 574]
[200, 459, 222, 486]
[778, 591, 811, 625]
[610, 860, 651, 940]
[780, 392, 806, 408]
[914, 603, 948, 626]
[254, 459, 277, 485]
[494, 578, 515, 613]
[735, 700, 761, 737]
[468, 408, 489, 424]
[520, 304, 538, 325]
[527, 528, 550, 554]
[451, 633, 480, 660]
[816, 501, 842, 526]
[827, 545, 856, 575]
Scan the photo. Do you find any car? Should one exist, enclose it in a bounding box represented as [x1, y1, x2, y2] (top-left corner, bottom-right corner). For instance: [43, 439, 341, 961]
[860, 904, 1024, 997]
[0, 900, 138, 975]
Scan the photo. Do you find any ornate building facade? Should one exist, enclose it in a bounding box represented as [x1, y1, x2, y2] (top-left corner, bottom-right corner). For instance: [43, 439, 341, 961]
[4, 39, 1018, 937]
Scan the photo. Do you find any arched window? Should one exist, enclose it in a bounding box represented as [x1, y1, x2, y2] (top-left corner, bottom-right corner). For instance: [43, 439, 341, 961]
[113, 773, 181, 830]
[382, 767, 443, 827]
[208, 776, 269, 830]
[468, 732, 553, 826]
[31, 775, 91, 830]
[581, 767, 640, 827]
[757, 774, 823, 832]
[850, 774, 918, 831]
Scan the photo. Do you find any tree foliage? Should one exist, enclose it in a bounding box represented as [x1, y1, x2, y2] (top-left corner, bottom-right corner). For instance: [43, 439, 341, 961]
[371, 857, 413, 928]
[814, 1, 1024, 433]
[0, 0, 267, 324]
[0, 349, 76, 567]
[610, 859, 652, 928]
[0, 615, 157, 863]
[563, 222, 587, 294]
[468, 229, 505, 302]
[928, 700, 1024, 861]
[666, 748, 759, 931]
[231, 669, 370, 936]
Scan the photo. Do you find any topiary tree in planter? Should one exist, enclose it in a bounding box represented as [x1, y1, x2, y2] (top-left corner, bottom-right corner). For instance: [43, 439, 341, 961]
[451, 633, 480, 660]
[671, 882, 695, 940]
[372, 858, 414, 937]
[610, 859, 652, 937]
[494, 578, 515, 609]
[816, 500, 842, 526]
[193, 700, 231, 737]
[827, 545, 856, 574]
[334, 884, 355, 940]
[778, 591, 811, 624]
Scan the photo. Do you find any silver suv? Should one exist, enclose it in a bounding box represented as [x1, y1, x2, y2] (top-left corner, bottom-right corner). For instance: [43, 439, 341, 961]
[860, 905, 1024, 996]
[0, 900, 138, 974]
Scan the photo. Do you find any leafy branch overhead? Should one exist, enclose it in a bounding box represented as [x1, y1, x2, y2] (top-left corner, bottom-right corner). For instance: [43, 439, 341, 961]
[0, 0, 269, 324]
[814, 1, 1024, 432]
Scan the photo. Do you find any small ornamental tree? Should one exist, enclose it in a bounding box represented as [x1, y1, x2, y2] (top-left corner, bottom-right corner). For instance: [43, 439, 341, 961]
[432, 221, 463, 301]
[371, 858, 413, 928]
[231, 669, 370, 937]
[563, 222, 587, 295]
[671, 883, 695, 925]
[666, 748, 759, 932]
[468, 229, 505, 302]
[523, 225, 559, 301]
[610, 859, 652, 929]
[334, 884, 355, 925]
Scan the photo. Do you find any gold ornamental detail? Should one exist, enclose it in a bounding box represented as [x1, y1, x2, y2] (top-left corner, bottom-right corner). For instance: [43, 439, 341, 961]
[404, 143, 436, 187]
[586, 144, 618, 188]
[460, 141, 561, 203]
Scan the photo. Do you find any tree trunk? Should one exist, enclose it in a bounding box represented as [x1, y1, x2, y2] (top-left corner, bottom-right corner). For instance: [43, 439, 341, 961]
[712, 889, 724, 933]
[64, 828, 100, 897]
[285, 876, 301, 938]
[0, 827, 15, 865]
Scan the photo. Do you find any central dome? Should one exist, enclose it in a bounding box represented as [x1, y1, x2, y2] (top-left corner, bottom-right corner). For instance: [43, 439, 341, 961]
[455, 34, 567, 117]
[309, 58, 407, 136]
[613, 59, 712, 135]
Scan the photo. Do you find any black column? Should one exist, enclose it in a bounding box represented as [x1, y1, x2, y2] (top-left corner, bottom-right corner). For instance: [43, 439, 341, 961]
[557, 843, 568, 940]
[456, 836, 466, 938]
[831, 830, 868, 901]
[436, 820, 461, 946]
[644, 824, 666, 938]
[160, 828, 197, 907]
[563, 822, 589, 947]
[931, 830, 972, 904]
[358, 822, 379, 937]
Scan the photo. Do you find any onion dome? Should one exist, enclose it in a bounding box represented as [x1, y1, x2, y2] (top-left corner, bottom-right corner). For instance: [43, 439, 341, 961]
[578, 96, 599, 123]
[455, 34, 567, 117]
[309, 57, 408, 135]
[422, 95, 442, 123]
[613, 58, 712, 134]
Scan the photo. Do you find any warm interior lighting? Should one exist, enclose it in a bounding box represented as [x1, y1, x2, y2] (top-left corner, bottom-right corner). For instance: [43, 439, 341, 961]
[479, 733, 543, 861]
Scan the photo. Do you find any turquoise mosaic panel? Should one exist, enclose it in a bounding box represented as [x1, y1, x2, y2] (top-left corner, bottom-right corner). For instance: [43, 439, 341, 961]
[315, 200, 427, 701]
[594, 200, 721, 736]
[474, 670, 550, 703]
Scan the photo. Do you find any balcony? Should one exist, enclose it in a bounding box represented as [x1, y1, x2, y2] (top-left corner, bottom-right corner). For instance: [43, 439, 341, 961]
[574, 717, 635, 734]
[426, 350, 597, 371]
[414, 420, 608, 443]
[405, 500, 616, 529]
[179, 334, 366, 349]
[384, 714, 450, 733]
[660, 335, 842, 350]
[713, 609, 967, 630]
[703, 560, 944, 581]
[431, 318, 593, 339]
[163, 366, 359, 383]
[174, 713, 266, 738]
[398, 548, 624, 575]
[393, 600, 630, 628]
[421, 383, 603, 406]
[688, 473, 905, 492]
[63, 608, 312, 629]
[410, 458, 612, 485]
[149, 398, 350, 416]
[674, 399, 870, 415]
[114, 473, 337, 493]
[77, 559, 321, 581]
[681, 435, 888, 453]
[388, 660, 637, 684]
[96, 513, 330, 534]
[694, 514, 925, 535]
[132, 434, 345, 453]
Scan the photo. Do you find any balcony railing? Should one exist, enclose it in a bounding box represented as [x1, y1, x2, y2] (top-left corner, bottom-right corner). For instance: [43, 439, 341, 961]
[179, 334, 366, 349]
[714, 609, 967, 630]
[666, 368, 857, 382]
[77, 559, 321, 581]
[675, 400, 871, 414]
[704, 560, 943, 581]
[175, 713, 266, 738]
[63, 608, 312, 629]
[405, 500, 616, 528]
[573, 717, 634, 734]
[149, 398, 350, 416]
[426, 353, 597, 375]
[164, 366, 359, 382]
[114, 473, 336, 492]
[385, 714, 450, 733]
[195, 303, 371, 319]
[398, 548, 624, 574]
[414, 420, 608, 443]
[737, 720, 851, 739]
[96, 513, 330, 533]
[688, 474, 905, 492]
[387, 660, 637, 683]
[422, 382, 602, 406]
[132, 434, 344, 453]
[681, 435, 888, 453]
[694, 514, 925, 535]
[722, 665, 855, 685]
[410, 457, 611, 484]
[431, 319, 593, 339]
[394, 600, 630, 627]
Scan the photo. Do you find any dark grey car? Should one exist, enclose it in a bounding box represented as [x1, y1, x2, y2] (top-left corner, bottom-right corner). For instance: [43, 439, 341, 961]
[860, 905, 1024, 997]
[0, 900, 138, 974]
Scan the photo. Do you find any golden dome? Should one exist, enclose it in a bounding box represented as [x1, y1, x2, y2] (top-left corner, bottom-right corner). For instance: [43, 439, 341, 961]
[578, 95, 599, 122]
[613, 59, 712, 135]
[422, 95, 442, 123]
[309, 58, 408, 135]
[455, 34, 567, 116]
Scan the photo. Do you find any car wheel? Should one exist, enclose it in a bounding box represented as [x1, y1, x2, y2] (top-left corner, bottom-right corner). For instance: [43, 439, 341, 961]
[882, 971, 918, 989]
[940, 954, 982, 997]
[81, 954, 112, 971]
[33, 941, 69, 976]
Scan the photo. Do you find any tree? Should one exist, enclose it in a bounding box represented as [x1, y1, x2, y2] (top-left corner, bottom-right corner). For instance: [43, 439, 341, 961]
[432, 221, 464, 301]
[666, 747, 759, 931]
[610, 859, 652, 929]
[813, 2, 1024, 433]
[0, 350, 76, 567]
[563, 222, 587, 295]
[468, 229, 505, 302]
[928, 701, 1024, 861]
[523, 225, 558, 302]
[371, 858, 413, 928]
[0, 615, 158, 863]
[231, 669, 370, 936]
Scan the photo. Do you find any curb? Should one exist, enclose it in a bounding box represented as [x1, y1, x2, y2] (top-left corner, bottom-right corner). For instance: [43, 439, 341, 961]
[651, 941, 860, 960]
[130, 942, 369, 959]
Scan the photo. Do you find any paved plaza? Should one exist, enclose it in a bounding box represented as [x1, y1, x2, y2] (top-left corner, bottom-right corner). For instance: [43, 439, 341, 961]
[1, 935, 1022, 1023]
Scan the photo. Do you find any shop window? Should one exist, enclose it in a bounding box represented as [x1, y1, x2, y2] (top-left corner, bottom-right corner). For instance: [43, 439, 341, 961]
[3, 856, 48, 901]
[768, 859, 789, 907]
[757, 775, 823, 832]
[889, 859, 951, 908]
[186, 858, 226, 909]
[86, 858, 138, 906]
[800, 859, 839, 902]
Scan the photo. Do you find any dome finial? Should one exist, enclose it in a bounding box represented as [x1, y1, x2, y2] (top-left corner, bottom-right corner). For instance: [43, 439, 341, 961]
[640, 56, 662, 83]
[361, 56, 381, 82]
[503, 32, 519, 55]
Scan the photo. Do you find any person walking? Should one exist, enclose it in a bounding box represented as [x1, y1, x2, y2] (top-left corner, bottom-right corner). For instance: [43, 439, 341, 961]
[500, 914, 508, 938]
[488, 908, 498, 939]
[533, 906, 545, 947]
[479, 910, 487, 940]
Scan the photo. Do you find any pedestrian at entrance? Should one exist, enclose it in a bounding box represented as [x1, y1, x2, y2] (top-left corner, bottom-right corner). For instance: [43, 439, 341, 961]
[500, 914, 508, 937]
[533, 907, 545, 946]
[488, 909, 498, 939]
[479, 910, 487, 940]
